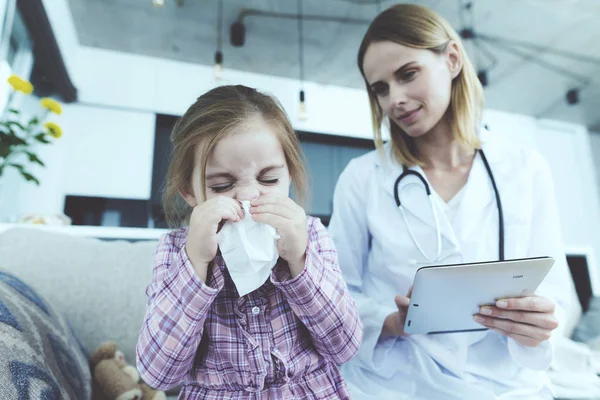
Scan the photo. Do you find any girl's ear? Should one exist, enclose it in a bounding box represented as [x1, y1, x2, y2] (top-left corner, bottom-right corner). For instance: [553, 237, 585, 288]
[179, 186, 198, 207]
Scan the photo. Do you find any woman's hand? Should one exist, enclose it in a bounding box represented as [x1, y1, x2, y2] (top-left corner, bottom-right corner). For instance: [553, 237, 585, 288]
[381, 287, 413, 338]
[250, 194, 308, 277]
[473, 294, 559, 347]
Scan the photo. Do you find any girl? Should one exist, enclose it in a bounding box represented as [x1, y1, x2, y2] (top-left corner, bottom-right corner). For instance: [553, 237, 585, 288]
[136, 85, 363, 399]
[329, 4, 572, 400]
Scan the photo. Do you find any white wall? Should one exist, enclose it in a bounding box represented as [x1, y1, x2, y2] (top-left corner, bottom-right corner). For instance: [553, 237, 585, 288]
[483, 109, 538, 149]
[535, 120, 600, 295]
[71, 46, 373, 140]
[484, 110, 600, 294]
[535, 120, 597, 250]
[60, 104, 156, 199]
[589, 132, 600, 193]
[0, 0, 7, 23]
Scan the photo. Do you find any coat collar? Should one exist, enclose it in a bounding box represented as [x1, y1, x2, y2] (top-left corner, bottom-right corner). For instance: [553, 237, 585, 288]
[375, 128, 502, 255]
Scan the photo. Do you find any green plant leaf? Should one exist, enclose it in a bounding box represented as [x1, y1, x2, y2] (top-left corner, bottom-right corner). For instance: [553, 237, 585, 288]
[34, 133, 51, 144]
[6, 121, 25, 130]
[8, 109, 20, 114]
[9, 163, 24, 172]
[19, 170, 40, 185]
[28, 117, 39, 126]
[26, 152, 45, 167]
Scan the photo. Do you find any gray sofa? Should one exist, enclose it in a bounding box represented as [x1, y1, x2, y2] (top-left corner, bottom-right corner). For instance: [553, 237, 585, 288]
[0, 226, 177, 399]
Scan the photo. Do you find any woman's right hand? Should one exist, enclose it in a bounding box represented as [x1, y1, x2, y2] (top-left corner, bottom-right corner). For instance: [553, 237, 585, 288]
[185, 196, 243, 281]
[381, 287, 413, 338]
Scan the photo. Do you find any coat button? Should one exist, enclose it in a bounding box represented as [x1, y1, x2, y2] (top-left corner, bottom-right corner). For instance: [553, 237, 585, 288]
[252, 306, 260, 315]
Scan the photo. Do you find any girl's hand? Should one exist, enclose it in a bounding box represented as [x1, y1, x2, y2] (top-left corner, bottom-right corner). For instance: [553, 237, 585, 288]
[250, 194, 308, 277]
[186, 196, 243, 281]
[473, 294, 559, 347]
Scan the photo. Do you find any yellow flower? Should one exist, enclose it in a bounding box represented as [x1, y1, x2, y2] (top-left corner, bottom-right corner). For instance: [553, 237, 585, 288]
[7, 75, 33, 94]
[41, 97, 62, 115]
[44, 122, 63, 139]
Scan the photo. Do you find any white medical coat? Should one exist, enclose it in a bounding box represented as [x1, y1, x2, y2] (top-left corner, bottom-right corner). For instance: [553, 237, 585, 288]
[328, 130, 573, 400]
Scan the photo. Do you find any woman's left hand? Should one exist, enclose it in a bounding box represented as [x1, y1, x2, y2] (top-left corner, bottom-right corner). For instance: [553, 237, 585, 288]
[473, 294, 559, 347]
[250, 194, 308, 277]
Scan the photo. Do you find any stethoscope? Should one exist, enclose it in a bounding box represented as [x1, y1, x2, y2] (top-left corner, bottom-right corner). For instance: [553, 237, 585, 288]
[394, 149, 504, 262]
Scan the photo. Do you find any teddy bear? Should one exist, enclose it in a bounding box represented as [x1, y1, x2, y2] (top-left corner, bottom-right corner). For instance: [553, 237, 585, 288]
[90, 341, 166, 400]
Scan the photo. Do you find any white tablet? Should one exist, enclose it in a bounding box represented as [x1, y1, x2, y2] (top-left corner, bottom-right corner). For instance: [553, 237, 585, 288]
[404, 257, 555, 335]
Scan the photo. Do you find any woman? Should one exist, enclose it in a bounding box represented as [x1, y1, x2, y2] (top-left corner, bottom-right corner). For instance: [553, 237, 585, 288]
[328, 4, 573, 400]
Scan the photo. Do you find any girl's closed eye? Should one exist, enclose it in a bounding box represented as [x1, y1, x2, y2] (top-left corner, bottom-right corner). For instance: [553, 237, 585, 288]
[210, 183, 234, 193]
[259, 177, 279, 185]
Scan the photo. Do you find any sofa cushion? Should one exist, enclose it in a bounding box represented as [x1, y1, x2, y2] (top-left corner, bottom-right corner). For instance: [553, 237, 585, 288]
[0, 270, 92, 399]
[0, 227, 158, 371]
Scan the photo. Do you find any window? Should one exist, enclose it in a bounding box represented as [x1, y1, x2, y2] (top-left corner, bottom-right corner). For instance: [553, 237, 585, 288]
[1, 5, 34, 111]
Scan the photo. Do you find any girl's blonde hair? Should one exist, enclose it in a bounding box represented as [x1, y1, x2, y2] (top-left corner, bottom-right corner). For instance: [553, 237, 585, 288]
[357, 3, 484, 166]
[163, 85, 308, 228]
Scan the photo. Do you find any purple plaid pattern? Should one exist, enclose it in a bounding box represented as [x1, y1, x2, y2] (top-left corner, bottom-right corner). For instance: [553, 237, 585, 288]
[137, 217, 363, 399]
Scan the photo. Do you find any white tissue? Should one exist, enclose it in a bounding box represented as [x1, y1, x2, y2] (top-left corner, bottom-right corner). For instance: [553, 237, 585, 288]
[217, 201, 280, 296]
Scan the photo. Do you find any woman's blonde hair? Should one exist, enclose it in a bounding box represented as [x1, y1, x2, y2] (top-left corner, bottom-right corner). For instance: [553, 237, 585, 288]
[357, 3, 484, 166]
[163, 85, 308, 228]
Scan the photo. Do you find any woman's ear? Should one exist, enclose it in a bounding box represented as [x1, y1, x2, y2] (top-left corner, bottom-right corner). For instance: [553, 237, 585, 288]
[446, 41, 463, 79]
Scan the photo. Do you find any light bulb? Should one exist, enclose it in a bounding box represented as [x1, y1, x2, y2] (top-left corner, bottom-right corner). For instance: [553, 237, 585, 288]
[152, 0, 165, 7]
[297, 90, 307, 120]
[298, 101, 308, 121]
[214, 51, 223, 80]
[214, 63, 222, 80]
